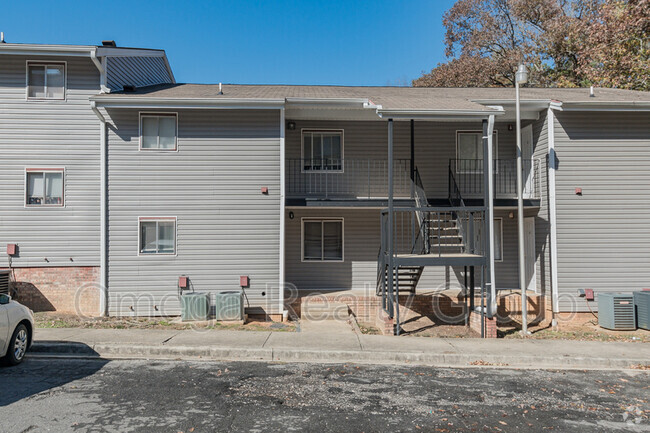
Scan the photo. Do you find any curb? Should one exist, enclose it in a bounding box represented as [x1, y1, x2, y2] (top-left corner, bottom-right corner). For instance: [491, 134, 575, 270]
[28, 342, 650, 370]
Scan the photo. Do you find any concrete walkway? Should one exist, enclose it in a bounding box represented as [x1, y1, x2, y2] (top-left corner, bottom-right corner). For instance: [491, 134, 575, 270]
[30, 324, 650, 370]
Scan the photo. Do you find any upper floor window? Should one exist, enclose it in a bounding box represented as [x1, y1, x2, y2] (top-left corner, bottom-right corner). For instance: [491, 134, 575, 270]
[139, 218, 176, 255]
[302, 130, 343, 171]
[456, 131, 498, 172]
[140, 114, 177, 150]
[26, 169, 64, 206]
[27, 62, 65, 100]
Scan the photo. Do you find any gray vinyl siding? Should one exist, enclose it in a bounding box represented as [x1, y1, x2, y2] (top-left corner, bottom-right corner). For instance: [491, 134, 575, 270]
[554, 111, 650, 312]
[285, 120, 520, 200]
[285, 208, 521, 292]
[106, 56, 172, 92]
[105, 108, 281, 316]
[532, 111, 551, 297]
[0, 55, 101, 267]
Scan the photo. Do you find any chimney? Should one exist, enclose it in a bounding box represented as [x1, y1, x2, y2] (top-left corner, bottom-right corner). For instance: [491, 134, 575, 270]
[102, 40, 116, 47]
[589, 86, 595, 98]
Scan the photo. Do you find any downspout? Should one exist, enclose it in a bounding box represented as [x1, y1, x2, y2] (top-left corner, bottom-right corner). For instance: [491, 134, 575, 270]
[90, 101, 108, 316]
[547, 107, 560, 328]
[279, 107, 286, 319]
[90, 49, 109, 94]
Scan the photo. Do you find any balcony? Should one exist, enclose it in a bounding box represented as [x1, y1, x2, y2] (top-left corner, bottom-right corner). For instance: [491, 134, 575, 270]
[449, 159, 542, 200]
[286, 159, 412, 199]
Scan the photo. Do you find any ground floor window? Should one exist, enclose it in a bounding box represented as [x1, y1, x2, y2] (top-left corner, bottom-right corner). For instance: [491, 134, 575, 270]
[139, 217, 176, 255]
[302, 218, 343, 261]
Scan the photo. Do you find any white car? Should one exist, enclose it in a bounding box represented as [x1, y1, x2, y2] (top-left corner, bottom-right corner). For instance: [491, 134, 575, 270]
[0, 294, 34, 365]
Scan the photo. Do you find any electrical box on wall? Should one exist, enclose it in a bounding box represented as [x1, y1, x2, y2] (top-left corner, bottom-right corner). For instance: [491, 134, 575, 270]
[240, 276, 249, 288]
[6, 244, 17, 256]
[179, 276, 189, 290]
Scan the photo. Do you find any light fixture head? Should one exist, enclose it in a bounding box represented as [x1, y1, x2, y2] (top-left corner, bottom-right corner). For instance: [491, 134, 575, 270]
[515, 64, 528, 84]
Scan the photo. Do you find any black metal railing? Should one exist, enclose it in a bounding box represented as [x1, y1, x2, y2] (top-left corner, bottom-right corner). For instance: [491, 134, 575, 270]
[286, 159, 412, 199]
[449, 159, 541, 199]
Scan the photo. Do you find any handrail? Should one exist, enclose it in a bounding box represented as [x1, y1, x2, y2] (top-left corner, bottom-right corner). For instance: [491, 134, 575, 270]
[449, 158, 541, 199]
[286, 158, 412, 199]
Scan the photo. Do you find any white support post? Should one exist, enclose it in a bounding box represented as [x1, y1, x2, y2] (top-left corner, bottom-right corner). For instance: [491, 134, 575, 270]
[547, 107, 560, 328]
[486, 115, 496, 316]
[90, 101, 108, 316]
[279, 108, 286, 318]
[516, 80, 528, 334]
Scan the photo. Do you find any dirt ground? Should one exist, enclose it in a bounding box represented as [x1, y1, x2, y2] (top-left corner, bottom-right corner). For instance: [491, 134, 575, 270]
[33, 312, 296, 332]
[360, 309, 650, 341]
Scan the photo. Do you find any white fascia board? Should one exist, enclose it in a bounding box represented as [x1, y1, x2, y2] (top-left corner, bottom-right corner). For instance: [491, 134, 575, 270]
[559, 101, 650, 111]
[0, 44, 95, 57]
[90, 96, 285, 110]
[377, 108, 504, 120]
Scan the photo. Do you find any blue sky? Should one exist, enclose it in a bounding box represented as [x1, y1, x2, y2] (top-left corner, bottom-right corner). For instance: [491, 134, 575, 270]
[2, 0, 455, 86]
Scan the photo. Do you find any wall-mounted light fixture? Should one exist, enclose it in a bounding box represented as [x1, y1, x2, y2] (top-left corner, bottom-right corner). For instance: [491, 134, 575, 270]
[289, 211, 294, 220]
[287, 121, 296, 131]
[508, 212, 514, 219]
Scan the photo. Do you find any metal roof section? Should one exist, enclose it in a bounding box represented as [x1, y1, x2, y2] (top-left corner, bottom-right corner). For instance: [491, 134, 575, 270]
[0, 42, 175, 86]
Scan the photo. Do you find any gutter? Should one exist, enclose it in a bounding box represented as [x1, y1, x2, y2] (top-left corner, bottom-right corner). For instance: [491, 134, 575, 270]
[90, 96, 285, 110]
[547, 107, 559, 328]
[90, 101, 108, 317]
[377, 108, 505, 120]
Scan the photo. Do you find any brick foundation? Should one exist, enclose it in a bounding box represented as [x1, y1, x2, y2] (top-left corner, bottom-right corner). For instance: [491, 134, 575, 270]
[6, 266, 101, 316]
[469, 311, 498, 338]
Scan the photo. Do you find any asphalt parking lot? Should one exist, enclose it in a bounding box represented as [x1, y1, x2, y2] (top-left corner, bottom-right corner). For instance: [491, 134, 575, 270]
[0, 358, 648, 432]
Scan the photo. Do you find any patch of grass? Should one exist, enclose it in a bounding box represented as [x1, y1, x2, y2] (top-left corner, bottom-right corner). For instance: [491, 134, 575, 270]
[358, 324, 381, 335]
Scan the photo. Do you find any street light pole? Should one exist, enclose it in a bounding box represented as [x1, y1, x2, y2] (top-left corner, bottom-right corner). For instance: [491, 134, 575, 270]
[515, 64, 530, 336]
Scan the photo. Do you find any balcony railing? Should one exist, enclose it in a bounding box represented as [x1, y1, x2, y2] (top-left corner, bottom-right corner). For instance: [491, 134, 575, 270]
[286, 159, 412, 199]
[449, 159, 541, 199]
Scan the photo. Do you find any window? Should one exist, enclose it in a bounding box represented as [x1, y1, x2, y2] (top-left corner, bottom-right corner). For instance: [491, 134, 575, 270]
[302, 130, 343, 171]
[456, 131, 498, 173]
[302, 219, 343, 261]
[26, 169, 64, 206]
[139, 218, 176, 254]
[27, 62, 65, 99]
[465, 217, 503, 261]
[140, 114, 177, 150]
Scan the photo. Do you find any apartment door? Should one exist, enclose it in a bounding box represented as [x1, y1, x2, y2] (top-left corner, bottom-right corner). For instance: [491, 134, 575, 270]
[522, 124, 534, 198]
[524, 217, 536, 292]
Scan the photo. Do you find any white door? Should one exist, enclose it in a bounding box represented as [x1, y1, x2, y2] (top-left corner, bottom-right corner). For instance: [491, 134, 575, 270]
[0, 305, 8, 356]
[524, 217, 536, 293]
[522, 124, 534, 198]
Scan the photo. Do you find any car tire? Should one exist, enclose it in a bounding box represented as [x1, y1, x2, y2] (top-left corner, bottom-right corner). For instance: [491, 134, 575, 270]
[4, 324, 29, 366]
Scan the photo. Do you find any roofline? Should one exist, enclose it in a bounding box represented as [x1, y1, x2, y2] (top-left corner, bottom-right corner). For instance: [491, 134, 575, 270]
[90, 96, 285, 110]
[559, 101, 650, 111]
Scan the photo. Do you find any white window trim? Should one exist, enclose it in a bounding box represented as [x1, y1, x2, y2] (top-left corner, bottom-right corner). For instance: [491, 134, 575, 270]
[24, 168, 65, 208]
[25, 61, 67, 101]
[300, 217, 344, 262]
[494, 217, 503, 262]
[137, 216, 178, 256]
[300, 129, 344, 173]
[139, 112, 179, 152]
[455, 130, 498, 174]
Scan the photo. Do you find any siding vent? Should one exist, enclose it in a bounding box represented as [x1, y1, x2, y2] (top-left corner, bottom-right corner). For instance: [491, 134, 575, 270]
[102, 40, 116, 47]
[598, 293, 636, 330]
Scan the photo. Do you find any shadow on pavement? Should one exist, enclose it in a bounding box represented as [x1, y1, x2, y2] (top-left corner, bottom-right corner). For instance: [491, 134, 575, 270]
[0, 343, 108, 407]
